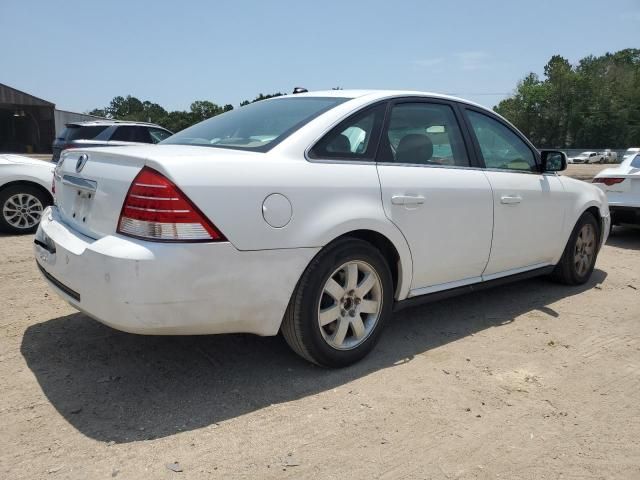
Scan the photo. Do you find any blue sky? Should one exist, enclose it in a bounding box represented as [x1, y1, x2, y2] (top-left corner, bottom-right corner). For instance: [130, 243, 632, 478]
[1, 0, 638, 113]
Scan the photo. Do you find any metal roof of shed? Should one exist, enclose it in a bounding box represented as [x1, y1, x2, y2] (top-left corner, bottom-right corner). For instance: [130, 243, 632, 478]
[0, 83, 54, 107]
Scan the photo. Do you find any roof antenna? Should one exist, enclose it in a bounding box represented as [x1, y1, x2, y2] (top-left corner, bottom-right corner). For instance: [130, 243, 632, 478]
[292, 87, 308, 94]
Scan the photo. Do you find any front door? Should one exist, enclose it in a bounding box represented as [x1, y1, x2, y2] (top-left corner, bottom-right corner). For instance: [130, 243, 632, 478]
[463, 108, 566, 278]
[376, 100, 494, 294]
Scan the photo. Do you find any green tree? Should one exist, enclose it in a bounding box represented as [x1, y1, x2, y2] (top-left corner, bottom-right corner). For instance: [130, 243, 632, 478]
[90, 91, 284, 132]
[240, 92, 285, 106]
[495, 49, 640, 148]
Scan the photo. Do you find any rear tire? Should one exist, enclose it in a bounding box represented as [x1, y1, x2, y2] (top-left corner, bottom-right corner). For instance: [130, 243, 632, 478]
[0, 184, 51, 234]
[281, 237, 393, 367]
[552, 211, 600, 285]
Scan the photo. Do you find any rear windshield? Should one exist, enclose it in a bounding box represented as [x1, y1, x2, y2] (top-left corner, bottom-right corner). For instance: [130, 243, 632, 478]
[58, 125, 109, 141]
[161, 97, 348, 152]
[631, 154, 640, 168]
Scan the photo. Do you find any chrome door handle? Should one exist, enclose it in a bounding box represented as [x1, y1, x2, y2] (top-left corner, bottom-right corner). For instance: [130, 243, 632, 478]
[500, 195, 522, 205]
[391, 195, 425, 206]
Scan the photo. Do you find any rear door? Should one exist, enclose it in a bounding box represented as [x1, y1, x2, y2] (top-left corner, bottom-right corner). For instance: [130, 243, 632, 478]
[462, 107, 565, 278]
[376, 99, 494, 294]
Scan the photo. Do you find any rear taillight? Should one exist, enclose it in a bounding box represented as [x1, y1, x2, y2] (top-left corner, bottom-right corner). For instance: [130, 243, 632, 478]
[117, 167, 225, 242]
[593, 177, 624, 186]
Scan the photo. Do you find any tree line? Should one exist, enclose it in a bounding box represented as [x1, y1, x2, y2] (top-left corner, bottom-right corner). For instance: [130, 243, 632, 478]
[88, 92, 284, 133]
[89, 49, 639, 149]
[494, 48, 640, 149]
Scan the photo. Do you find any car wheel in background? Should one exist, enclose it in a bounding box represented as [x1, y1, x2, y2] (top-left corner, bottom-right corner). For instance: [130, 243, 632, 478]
[0, 185, 51, 234]
[551, 211, 600, 285]
[281, 237, 394, 367]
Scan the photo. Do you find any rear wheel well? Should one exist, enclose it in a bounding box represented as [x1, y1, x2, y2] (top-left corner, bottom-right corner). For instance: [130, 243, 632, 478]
[335, 230, 401, 297]
[0, 181, 53, 205]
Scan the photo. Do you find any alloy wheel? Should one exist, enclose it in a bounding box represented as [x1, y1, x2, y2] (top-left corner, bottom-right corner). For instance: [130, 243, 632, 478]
[317, 260, 383, 350]
[574, 223, 595, 276]
[2, 193, 44, 230]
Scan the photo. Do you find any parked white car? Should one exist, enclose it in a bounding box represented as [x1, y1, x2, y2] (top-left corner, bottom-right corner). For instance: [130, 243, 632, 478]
[593, 153, 640, 229]
[569, 151, 603, 164]
[34, 90, 610, 366]
[600, 149, 618, 164]
[0, 155, 54, 234]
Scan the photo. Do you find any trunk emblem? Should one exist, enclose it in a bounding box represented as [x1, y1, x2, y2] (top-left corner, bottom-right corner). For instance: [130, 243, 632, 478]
[75, 154, 89, 173]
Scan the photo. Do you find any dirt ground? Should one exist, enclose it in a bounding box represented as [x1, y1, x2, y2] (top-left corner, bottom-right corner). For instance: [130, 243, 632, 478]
[1, 169, 640, 479]
[561, 163, 613, 181]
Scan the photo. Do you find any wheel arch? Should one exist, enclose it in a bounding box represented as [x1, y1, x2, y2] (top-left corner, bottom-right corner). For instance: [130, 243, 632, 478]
[584, 205, 604, 245]
[0, 180, 53, 205]
[320, 226, 413, 301]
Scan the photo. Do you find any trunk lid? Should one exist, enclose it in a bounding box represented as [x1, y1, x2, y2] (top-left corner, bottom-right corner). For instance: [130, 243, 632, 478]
[53, 145, 255, 240]
[54, 149, 147, 239]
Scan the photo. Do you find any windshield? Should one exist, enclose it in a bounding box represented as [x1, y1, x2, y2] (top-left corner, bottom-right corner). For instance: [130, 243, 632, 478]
[162, 96, 348, 151]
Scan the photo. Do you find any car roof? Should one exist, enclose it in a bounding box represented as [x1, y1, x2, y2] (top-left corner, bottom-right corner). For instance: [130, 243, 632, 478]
[66, 120, 168, 129]
[287, 89, 492, 111]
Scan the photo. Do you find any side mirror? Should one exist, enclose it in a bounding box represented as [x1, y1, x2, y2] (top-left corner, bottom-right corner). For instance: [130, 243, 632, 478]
[540, 150, 567, 172]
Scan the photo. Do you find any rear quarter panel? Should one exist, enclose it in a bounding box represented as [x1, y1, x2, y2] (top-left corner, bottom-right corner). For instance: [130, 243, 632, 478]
[148, 154, 413, 299]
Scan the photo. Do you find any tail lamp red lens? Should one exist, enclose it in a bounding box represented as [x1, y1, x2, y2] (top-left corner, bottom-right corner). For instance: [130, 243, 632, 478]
[593, 177, 624, 186]
[117, 167, 226, 242]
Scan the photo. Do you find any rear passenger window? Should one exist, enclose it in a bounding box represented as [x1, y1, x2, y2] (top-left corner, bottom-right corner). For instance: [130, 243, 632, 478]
[378, 102, 470, 167]
[62, 125, 109, 141]
[466, 110, 537, 172]
[111, 126, 152, 143]
[309, 104, 386, 161]
[149, 128, 172, 143]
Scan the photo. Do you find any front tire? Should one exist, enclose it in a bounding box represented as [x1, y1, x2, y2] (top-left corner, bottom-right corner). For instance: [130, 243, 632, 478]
[0, 185, 50, 234]
[281, 237, 394, 367]
[552, 211, 600, 285]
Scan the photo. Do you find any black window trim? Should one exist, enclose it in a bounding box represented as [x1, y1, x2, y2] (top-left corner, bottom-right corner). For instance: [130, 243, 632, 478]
[374, 96, 482, 170]
[306, 100, 390, 164]
[460, 105, 543, 175]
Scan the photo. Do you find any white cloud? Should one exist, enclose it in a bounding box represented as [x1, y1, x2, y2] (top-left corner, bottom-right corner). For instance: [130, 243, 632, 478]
[455, 51, 491, 71]
[619, 11, 640, 21]
[412, 58, 444, 69]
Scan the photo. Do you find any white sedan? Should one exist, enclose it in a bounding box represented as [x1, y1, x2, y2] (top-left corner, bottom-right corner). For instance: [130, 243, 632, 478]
[593, 153, 640, 228]
[1, 155, 54, 234]
[34, 90, 609, 367]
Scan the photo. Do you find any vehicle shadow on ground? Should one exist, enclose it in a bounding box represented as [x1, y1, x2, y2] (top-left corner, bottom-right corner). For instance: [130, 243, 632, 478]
[607, 226, 640, 251]
[21, 270, 606, 443]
